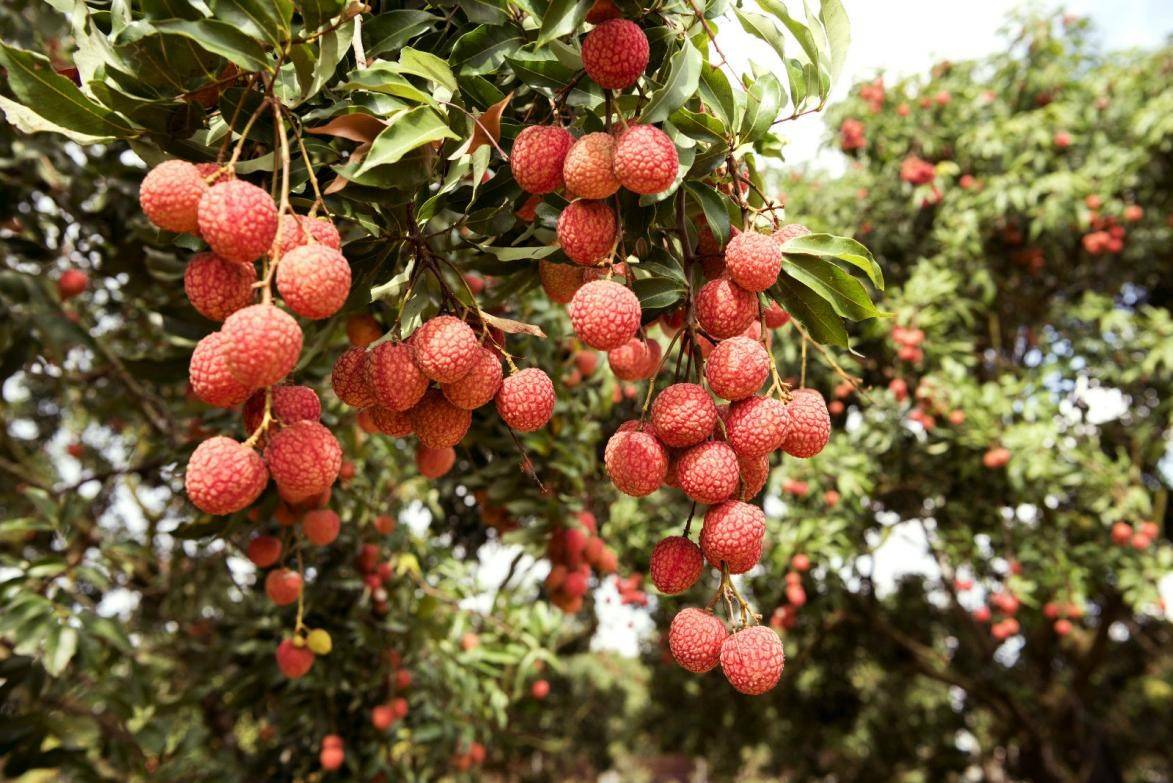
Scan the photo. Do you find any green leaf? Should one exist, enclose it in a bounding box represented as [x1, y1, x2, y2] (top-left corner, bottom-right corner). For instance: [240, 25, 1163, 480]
[352, 107, 458, 177]
[782, 233, 884, 289]
[684, 182, 731, 247]
[783, 256, 880, 321]
[0, 44, 137, 141]
[42, 625, 78, 677]
[819, 0, 850, 84]
[536, 0, 592, 47]
[149, 19, 272, 72]
[669, 106, 726, 143]
[398, 47, 458, 94]
[698, 63, 736, 128]
[632, 277, 685, 311]
[364, 10, 439, 59]
[451, 25, 523, 75]
[739, 72, 783, 143]
[758, 0, 819, 66]
[341, 63, 438, 106]
[734, 9, 787, 64]
[210, 0, 293, 49]
[371, 262, 414, 302]
[642, 40, 702, 125]
[772, 276, 848, 347]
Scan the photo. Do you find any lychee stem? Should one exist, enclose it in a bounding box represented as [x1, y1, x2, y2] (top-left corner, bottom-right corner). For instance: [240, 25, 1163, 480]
[639, 328, 683, 418]
[242, 388, 273, 448]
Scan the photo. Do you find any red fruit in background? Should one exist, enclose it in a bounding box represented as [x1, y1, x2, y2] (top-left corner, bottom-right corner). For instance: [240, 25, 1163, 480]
[1123, 204, 1143, 222]
[613, 124, 678, 195]
[699, 501, 766, 574]
[265, 568, 302, 605]
[243, 385, 322, 434]
[264, 421, 342, 502]
[721, 626, 785, 695]
[651, 383, 718, 448]
[247, 535, 282, 568]
[650, 536, 704, 594]
[510, 125, 575, 194]
[983, 446, 1011, 469]
[705, 336, 770, 401]
[320, 746, 344, 771]
[1054, 619, 1073, 636]
[411, 315, 480, 384]
[394, 669, 413, 690]
[668, 607, 728, 673]
[531, 679, 550, 699]
[140, 160, 208, 233]
[276, 639, 314, 678]
[496, 368, 556, 432]
[303, 509, 341, 546]
[346, 313, 381, 347]
[782, 389, 831, 458]
[331, 346, 375, 408]
[763, 300, 790, 328]
[581, 19, 649, 90]
[185, 436, 268, 515]
[416, 445, 456, 479]
[790, 553, 810, 572]
[57, 268, 89, 301]
[1053, 131, 1072, 149]
[557, 199, 617, 265]
[391, 697, 408, 718]
[973, 606, 991, 623]
[539, 260, 588, 304]
[371, 704, 395, 731]
[374, 514, 396, 535]
[197, 180, 278, 264]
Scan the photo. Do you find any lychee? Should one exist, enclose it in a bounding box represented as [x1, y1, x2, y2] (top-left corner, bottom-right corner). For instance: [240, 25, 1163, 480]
[276, 639, 314, 678]
[264, 421, 342, 502]
[331, 346, 375, 408]
[184, 252, 255, 321]
[773, 223, 811, 245]
[563, 132, 620, 199]
[557, 200, 616, 265]
[266, 567, 303, 605]
[613, 124, 679, 195]
[276, 244, 351, 320]
[705, 336, 770, 400]
[57, 269, 89, 300]
[725, 395, 789, 458]
[247, 535, 282, 567]
[367, 341, 429, 411]
[346, 313, 381, 347]
[190, 331, 254, 408]
[243, 385, 321, 435]
[411, 315, 480, 383]
[221, 304, 303, 388]
[720, 625, 785, 695]
[725, 231, 782, 292]
[783, 389, 831, 458]
[140, 160, 208, 233]
[274, 213, 342, 256]
[650, 536, 704, 594]
[738, 454, 769, 499]
[440, 346, 503, 409]
[763, 300, 790, 328]
[496, 368, 556, 431]
[608, 337, 654, 381]
[303, 508, 341, 545]
[668, 607, 727, 673]
[696, 278, 758, 339]
[416, 445, 456, 479]
[531, 679, 550, 699]
[185, 436, 268, 515]
[604, 423, 668, 496]
[539, 261, 587, 304]
[510, 125, 575, 194]
[581, 19, 649, 90]
[651, 383, 717, 448]
[568, 279, 641, 350]
[371, 406, 413, 437]
[197, 180, 279, 264]
[700, 500, 766, 573]
[676, 441, 740, 505]
[409, 390, 472, 448]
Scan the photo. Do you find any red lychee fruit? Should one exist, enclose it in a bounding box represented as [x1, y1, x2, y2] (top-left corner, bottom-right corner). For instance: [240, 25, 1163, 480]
[331, 346, 375, 408]
[982, 446, 1011, 469]
[608, 337, 654, 381]
[510, 125, 575, 194]
[185, 436, 268, 515]
[568, 279, 642, 350]
[564, 132, 620, 199]
[604, 423, 668, 496]
[668, 607, 727, 673]
[539, 261, 587, 304]
[557, 200, 616, 265]
[1054, 618, 1073, 636]
[190, 331, 254, 408]
[303, 508, 341, 545]
[184, 252, 255, 321]
[531, 679, 550, 699]
[265, 567, 303, 605]
[773, 223, 811, 245]
[739, 454, 769, 499]
[613, 124, 678, 195]
[586, 0, 621, 23]
[371, 704, 395, 731]
[724, 231, 782, 292]
[221, 304, 303, 388]
[346, 313, 381, 347]
[720, 625, 785, 695]
[496, 368, 556, 431]
[320, 745, 344, 771]
[264, 421, 342, 502]
[243, 385, 321, 433]
[696, 278, 758, 339]
[651, 382, 718, 448]
[725, 395, 789, 458]
[677, 441, 740, 505]
[416, 445, 456, 479]
[273, 213, 342, 256]
[782, 389, 831, 458]
[650, 536, 704, 594]
[440, 346, 503, 409]
[197, 180, 279, 264]
[705, 336, 770, 400]
[791, 553, 810, 572]
[276, 639, 314, 679]
[581, 19, 649, 90]
[410, 390, 472, 448]
[700, 500, 766, 574]
[275, 244, 351, 320]
[367, 341, 429, 411]
[247, 535, 282, 567]
[1123, 204, 1143, 222]
[140, 160, 208, 233]
[1110, 521, 1132, 545]
[1053, 131, 1072, 149]
[57, 269, 89, 300]
[371, 406, 413, 437]
[411, 315, 480, 383]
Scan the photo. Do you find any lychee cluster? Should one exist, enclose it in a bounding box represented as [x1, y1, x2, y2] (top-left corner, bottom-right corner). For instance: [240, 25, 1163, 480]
[544, 510, 619, 613]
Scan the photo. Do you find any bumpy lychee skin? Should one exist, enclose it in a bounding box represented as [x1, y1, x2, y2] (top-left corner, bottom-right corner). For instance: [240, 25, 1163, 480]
[725, 395, 789, 458]
[243, 385, 321, 433]
[568, 279, 641, 350]
[557, 200, 616, 265]
[608, 338, 652, 381]
[651, 383, 718, 448]
[221, 304, 303, 388]
[563, 132, 620, 199]
[739, 454, 770, 499]
[411, 315, 480, 383]
[700, 500, 766, 574]
[605, 424, 668, 497]
[274, 213, 342, 256]
[539, 261, 587, 304]
[763, 300, 790, 328]
[773, 222, 811, 245]
[367, 341, 429, 411]
[705, 336, 770, 400]
[676, 441, 740, 505]
[613, 125, 679, 195]
[783, 388, 831, 458]
[410, 390, 472, 448]
[185, 436, 268, 515]
[331, 347, 375, 408]
[140, 160, 208, 233]
[696, 278, 758, 339]
[197, 180, 279, 264]
[581, 19, 649, 90]
[371, 405, 413, 437]
[510, 125, 575, 194]
[276, 244, 351, 320]
[720, 625, 785, 695]
[650, 536, 704, 594]
[496, 368, 556, 432]
[264, 421, 342, 502]
[668, 608, 728, 673]
[725, 231, 783, 292]
[190, 331, 254, 408]
[184, 252, 255, 322]
[441, 346, 503, 410]
[416, 444, 456, 479]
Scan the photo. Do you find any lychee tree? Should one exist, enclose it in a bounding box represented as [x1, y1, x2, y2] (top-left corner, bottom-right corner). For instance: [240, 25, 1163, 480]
[0, 0, 893, 780]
